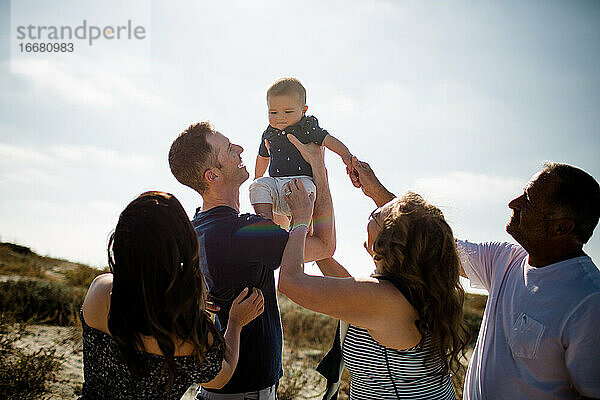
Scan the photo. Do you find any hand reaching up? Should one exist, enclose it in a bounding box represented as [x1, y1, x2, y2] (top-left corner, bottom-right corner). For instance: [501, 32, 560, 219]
[284, 178, 315, 228]
[348, 156, 395, 207]
[286, 135, 325, 169]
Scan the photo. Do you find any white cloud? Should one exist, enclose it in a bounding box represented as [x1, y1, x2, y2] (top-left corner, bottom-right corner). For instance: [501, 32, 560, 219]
[329, 96, 356, 114]
[0, 197, 122, 267]
[409, 171, 522, 248]
[13, 59, 165, 108]
[0, 142, 152, 171]
[413, 171, 522, 203]
[88, 200, 122, 216]
[22, 198, 121, 222]
[2, 168, 69, 186]
[0, 143, 53, 165]
[0, 142, 154, 191]
[13, 59, 114, 106]
[360, 80, 513, 137]
[49, 145, 153, 170]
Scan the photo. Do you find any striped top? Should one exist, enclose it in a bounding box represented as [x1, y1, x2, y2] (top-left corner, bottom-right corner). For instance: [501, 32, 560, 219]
[342, 325, 455, 400]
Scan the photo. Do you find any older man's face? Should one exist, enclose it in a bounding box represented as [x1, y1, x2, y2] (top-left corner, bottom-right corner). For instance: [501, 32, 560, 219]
[506, 172, 558, 251]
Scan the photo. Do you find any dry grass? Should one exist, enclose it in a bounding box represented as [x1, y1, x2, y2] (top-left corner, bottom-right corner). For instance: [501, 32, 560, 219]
[0, 280, 86, 326]
[279, 294, 338, 350]
[0, 242, 107, 327]
[0, 243, 45, 279]
[463, 293, 487, 345]
[63, 264, 108, 288]
[278, 294, 341, 399]
[278, 355, 320, 400]
[0, 321, 64, 400]
[0, 242, 107, 287]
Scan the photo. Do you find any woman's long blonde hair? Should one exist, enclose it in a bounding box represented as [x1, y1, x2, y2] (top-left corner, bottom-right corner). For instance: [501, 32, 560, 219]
[372, 192, 469, 377]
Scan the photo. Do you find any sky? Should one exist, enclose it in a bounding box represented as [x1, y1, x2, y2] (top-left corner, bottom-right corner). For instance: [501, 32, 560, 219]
[1, 0, 599, 287]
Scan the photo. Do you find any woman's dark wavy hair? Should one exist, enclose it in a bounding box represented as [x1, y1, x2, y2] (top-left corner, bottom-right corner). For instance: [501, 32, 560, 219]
[107, 191, 224, 389]
[372, 192, 469, 377]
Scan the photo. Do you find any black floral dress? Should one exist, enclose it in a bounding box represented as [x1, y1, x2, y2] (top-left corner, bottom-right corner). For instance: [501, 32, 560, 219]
[79, 310, 223, 400]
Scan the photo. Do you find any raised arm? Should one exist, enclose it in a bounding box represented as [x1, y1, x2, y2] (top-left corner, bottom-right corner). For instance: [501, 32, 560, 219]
[456, 240, 528, 292]
[322, 134, 352, 166]
[277, 180, 420, 349]
[254, 155, 269, 180]
[347, 156, 395, 207]
[316, 257, 352, 278]
[287, 135, 335, 262]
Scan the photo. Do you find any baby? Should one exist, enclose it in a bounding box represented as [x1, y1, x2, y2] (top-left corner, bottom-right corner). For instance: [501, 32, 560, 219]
[249, 77, 352, 224]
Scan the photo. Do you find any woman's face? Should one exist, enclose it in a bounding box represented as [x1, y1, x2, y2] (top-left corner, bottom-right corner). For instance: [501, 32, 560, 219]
[364, 199, 396, 261]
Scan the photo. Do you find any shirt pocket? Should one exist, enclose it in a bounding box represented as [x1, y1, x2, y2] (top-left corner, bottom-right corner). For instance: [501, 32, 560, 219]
[508, 312, 545, 359]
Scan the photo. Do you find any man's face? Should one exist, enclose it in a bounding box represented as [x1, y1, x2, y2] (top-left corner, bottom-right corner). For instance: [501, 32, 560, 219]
[506, 171, 558, 250]
[267, 93, 307, 131]
[206, 131, 249, 185]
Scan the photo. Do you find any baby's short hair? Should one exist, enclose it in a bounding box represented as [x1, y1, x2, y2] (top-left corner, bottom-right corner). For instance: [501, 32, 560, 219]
[267, 77, 306, 106]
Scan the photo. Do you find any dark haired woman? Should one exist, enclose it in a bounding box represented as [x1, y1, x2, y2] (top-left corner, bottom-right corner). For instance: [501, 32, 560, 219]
[278, 160, 469, 399]
[80, 191, 264, 399]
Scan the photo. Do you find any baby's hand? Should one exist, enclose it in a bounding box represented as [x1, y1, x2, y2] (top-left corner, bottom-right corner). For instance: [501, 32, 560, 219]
[346, 163, 361, 188]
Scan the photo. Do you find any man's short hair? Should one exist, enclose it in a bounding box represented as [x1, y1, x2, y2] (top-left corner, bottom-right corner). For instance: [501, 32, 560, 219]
[169, 122, 220, 195]
[267, 77, 306, 106]
[543, 162, 600, 244]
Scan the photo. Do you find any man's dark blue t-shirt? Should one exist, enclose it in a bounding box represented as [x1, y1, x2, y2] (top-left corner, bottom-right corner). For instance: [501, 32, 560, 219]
[192, 206, 289, 393]
[258, 115, 328, 178]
